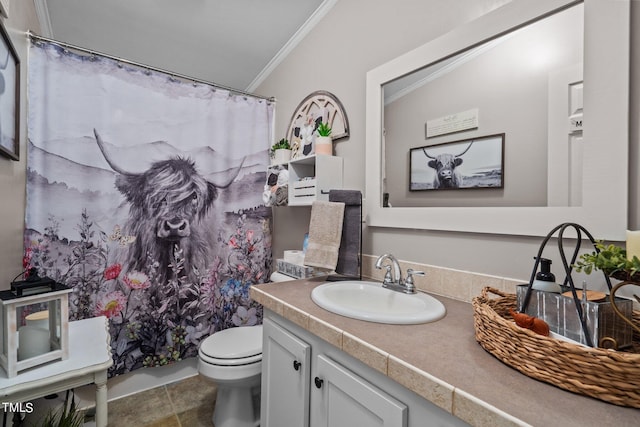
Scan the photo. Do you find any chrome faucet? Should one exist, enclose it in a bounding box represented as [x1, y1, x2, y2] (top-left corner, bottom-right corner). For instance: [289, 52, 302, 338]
[374, 254, 424, 294]
[375, 253, 402, 286]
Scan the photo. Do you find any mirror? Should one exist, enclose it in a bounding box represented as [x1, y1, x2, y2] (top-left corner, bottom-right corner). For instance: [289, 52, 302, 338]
[365, 0, 629, 239]
[384, 4, 582, 208]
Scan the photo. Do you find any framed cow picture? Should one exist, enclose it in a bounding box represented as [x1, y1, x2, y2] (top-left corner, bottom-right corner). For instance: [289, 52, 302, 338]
[409, 133, 504, 191]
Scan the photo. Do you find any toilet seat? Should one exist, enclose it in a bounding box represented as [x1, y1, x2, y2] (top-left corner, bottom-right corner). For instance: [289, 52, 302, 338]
[199, 352, 262, 366]
[199, 325, 263, 367]
[197, 324, 263, 427]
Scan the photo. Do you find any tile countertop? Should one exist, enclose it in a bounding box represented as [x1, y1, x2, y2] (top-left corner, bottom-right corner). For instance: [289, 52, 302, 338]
[251, 278, 639, 427]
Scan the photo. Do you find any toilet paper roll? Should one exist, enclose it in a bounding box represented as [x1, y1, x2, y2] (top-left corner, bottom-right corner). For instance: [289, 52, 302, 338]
[284, 250, 305, 265]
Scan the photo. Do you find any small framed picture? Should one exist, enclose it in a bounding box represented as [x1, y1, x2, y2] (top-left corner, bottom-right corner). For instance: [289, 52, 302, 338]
[0, 20, 20, 160]
[410, 133, 504, 191]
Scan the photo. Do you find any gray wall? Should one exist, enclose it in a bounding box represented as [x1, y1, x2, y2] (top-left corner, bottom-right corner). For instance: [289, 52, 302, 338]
[258, 0, 640, 282]
[0, 2, 41, 287]
[631, 1, 640, 233]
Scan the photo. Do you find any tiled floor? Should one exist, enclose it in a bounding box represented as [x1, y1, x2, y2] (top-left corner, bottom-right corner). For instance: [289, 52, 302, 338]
[20, 375, 217, 427]
[104, 375, 217, 427]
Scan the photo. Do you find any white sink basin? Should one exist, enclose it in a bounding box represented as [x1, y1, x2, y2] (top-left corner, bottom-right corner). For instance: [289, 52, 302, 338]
[311, 281, 446, 324]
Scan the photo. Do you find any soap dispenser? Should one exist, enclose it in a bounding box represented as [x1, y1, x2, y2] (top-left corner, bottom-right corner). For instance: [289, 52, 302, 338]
[531, 257, 562, 293]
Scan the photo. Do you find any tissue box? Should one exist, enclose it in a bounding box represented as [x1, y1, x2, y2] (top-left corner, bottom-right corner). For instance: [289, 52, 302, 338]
[516, 285, 634, 349]
[276, 259, 314, 279]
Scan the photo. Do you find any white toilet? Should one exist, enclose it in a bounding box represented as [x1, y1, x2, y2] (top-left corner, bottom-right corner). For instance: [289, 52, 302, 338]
[198, 324, 263, 427]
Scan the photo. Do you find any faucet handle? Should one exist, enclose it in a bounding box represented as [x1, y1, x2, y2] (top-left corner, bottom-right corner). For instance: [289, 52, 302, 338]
[382, 265, 394, 285]
[405, 269, 425, 292]
[406, 268, 425, 277]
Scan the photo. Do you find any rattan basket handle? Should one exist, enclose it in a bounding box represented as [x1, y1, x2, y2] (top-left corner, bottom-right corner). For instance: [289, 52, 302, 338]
[480, 286, 509, 300]
[610, 281, 640, 334]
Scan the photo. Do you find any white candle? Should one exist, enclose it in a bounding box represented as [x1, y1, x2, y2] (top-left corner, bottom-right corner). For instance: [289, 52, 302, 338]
[18, 326, 50, 360]
[626, 230, 640, 261]
[25, 310, 50, 329]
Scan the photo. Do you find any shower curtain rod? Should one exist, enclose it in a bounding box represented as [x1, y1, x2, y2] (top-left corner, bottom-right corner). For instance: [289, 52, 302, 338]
[28, 31, 276, 103]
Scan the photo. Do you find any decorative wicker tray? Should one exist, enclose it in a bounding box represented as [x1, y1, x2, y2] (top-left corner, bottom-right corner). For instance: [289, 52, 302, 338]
[473, 287, 640, 408]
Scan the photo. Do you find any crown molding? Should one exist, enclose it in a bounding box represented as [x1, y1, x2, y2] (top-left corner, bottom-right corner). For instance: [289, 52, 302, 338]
[245, 0, 338, 92]
[33, 0, 53, 37]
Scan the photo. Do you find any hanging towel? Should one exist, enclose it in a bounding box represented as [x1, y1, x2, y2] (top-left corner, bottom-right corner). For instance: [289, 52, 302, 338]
[329, 190, 362, 278]
[304, 201, 345, 271]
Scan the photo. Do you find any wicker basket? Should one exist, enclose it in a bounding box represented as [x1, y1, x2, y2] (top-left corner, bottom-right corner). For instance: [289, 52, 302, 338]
[473, 286, 640, 408]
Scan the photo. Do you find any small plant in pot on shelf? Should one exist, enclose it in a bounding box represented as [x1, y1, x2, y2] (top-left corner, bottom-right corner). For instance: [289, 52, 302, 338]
[315, 122, 333, 156]
[270, 138, 292, 164]
[573, 242, 640, 282]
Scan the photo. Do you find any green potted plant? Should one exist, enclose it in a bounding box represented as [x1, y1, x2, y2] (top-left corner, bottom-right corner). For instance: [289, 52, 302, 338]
[270, 138, 292, 164]
[315, 122, 333, 156]
[573, 241, 640, 282]
[39, 392, 86, 427]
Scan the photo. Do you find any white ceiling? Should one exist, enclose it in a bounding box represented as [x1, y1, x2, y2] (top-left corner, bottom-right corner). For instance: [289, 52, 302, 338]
[34, 0, 331, 95]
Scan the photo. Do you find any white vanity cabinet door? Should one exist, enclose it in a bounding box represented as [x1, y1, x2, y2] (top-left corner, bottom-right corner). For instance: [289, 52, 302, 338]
[261, 318, 312, 427]
[311, 354, 407, 427]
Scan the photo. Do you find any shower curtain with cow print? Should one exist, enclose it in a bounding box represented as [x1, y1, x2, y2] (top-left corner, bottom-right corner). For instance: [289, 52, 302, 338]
[25, 40, 274, 376]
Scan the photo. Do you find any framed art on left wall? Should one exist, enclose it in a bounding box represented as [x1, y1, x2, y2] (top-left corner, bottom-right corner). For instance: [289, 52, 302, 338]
[0, 0, 8, 19]
[0, 19, 19, 160]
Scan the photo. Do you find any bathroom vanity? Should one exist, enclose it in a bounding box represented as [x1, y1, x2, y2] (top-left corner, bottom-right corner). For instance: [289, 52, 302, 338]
[252, 279, 638, 427]
[261, 313, 464, 427]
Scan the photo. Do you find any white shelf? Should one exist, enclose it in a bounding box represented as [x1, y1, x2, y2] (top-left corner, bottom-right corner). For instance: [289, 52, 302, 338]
[287, 155, 343, 206]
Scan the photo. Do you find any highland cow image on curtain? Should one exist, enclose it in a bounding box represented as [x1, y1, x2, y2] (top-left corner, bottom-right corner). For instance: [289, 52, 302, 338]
[25, 40, 274, 376]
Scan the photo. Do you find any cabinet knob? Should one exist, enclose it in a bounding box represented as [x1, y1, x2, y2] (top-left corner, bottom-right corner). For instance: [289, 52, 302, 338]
[314, 377, 324, 389]
[293, 360, 301, 371]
